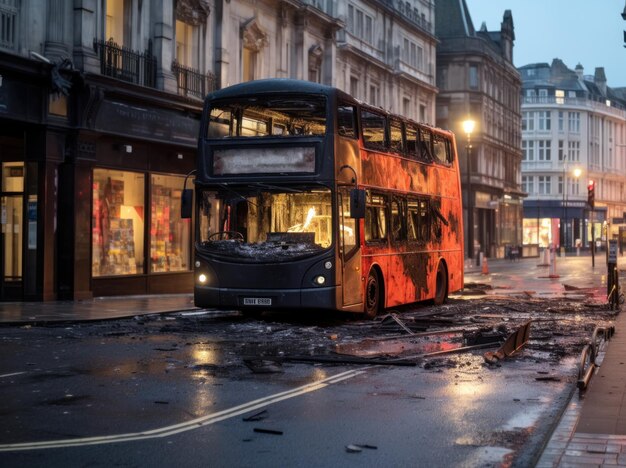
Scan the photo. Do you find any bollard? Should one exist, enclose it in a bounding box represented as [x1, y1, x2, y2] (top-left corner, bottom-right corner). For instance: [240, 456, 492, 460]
[548, 248, 559, 278]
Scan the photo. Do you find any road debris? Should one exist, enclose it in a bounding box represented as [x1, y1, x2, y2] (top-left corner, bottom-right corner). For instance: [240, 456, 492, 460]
[484, 321, 532, 364]
[242, 410, 268, 422]
[253, 428, 283, 435]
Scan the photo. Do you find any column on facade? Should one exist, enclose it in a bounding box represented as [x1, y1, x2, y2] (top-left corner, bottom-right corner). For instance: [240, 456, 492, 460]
[151, 1, 177, 93]
[72, 0, 100, 72]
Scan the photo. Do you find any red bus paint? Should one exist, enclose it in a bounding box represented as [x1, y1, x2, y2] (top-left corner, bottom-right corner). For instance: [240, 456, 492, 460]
[189, 79, 464, 317]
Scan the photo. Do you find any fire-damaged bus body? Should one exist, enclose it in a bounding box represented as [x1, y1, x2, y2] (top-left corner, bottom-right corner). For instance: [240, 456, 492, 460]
[185, 79, 464, 317]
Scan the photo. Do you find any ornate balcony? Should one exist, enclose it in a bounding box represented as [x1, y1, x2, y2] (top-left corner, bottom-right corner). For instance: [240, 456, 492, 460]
[93, 39, 157, 88]
[172, 61, 216, 100]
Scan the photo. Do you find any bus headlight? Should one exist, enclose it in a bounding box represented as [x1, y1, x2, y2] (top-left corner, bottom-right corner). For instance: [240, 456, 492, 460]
[324, 261, 332, 270]
[198, 273, 208, 284]
[314, 275, 326, 286]
[195, 260, 201, 268]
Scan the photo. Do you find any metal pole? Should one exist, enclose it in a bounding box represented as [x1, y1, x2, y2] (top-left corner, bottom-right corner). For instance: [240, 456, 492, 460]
[467, 133, 473, 263]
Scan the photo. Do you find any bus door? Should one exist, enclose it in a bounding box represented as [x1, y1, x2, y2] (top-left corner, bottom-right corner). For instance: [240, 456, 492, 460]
[339, 187, 361, 307]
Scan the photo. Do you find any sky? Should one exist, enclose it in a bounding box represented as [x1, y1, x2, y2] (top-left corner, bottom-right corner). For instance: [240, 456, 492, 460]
[465, 0, 626, 86]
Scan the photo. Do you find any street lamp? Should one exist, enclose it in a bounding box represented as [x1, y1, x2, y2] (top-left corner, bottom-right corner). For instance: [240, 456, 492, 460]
[462, 119, 476, 262]
[563, 162, 582, 253]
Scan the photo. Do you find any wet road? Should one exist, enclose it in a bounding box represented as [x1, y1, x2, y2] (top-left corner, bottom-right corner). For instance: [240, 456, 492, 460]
[0, 255, 618, 467]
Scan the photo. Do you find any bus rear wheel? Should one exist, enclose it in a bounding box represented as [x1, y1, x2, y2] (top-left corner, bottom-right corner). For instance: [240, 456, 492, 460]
[434, 262, 448, 305]
[364, 269, 381, 319]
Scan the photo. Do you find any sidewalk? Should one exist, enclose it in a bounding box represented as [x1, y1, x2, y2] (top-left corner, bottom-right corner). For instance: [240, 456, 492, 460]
[0, 293, 197, 325]
[536, 308, 626, 467]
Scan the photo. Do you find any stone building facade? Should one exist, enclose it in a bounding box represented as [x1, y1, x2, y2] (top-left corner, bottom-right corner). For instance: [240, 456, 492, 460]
[520, 59, 626, 253]
[434, 0, 524, 260]
[0, 0, 438, 301]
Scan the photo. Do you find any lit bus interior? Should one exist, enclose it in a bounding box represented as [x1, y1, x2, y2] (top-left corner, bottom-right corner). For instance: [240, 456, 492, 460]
[198, 186, 333, 261]
[207, 96, 327, 138]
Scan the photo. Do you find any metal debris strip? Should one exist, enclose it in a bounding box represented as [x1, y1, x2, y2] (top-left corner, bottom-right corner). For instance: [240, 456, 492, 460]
[577, 325, 615, 392]
[483, 320, 532, 364]
[379, 312, 415, 335]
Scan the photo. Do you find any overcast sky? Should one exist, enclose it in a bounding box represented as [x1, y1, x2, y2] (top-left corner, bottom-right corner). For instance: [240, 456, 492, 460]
[465, 0, 626, 86]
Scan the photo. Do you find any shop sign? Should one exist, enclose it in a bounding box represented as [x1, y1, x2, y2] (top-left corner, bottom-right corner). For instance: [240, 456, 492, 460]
[94, 100, 200, 147]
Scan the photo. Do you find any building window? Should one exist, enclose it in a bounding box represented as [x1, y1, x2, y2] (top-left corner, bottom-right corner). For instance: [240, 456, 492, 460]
[241, 18, 267, 82]
[105, 0, 129, 45]
[308, 44, 323, 83]
[150, 174, 190, 273]
[469, 65, 479, 90]
[522, 112, 534, 131]
[175, 20, 196, 67]
[558, 140, 565, 160]
[522, 140, 534, 161]
[350, 76, 359, 100]
[242, 48, 256, 82]
[538, 176, 551, 194]
[558, 176, 564, 195]
[538, 89, 548, 103]
[0, 0, 19, 51]
[348, 4, 373, 44]
[369, 83, 380, 106]
[555, 89, 565, 105]
[537, 111, 551, 131]
[92, 169, 145, 277]
[567, 141, 580, 161]
[522, 175, 533, 194]
[538, 140, 551, 161]
[558, 111, 564, 132]
[568, 112, 580, 133]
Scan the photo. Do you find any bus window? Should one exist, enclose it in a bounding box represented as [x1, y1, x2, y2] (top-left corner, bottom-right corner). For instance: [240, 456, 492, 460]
[208, 108, 233, 138]
[390, 119, 404, 154]
[365, 191, 387, 242]
[418, 128, 433, 160]
[242, 115, 269, 136]
[361, 110, 387, 151]
[433, 135, 451, 164]
[390, 197, 405, 242]
[407, 198, 429, 244]
[405, 124, 418, 158]
[338, 104, 357, 138]
[206, 96, 327, 138]
[339, 187, 358, 258]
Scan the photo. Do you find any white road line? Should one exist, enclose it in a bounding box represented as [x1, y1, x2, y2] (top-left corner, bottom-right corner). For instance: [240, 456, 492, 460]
[0, 372, 26, 379]
[0, 368, 365, 452]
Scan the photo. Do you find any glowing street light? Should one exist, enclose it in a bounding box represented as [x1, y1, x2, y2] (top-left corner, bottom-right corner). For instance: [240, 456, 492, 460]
[462, 119, 476, 262]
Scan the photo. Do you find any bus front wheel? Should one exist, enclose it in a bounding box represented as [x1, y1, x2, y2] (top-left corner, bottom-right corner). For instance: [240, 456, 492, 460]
[434, 262, 448, 305]
[364, 269, 381, 319]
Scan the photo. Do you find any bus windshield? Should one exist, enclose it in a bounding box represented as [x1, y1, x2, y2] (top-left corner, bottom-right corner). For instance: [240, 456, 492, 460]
[198, 185, 333, 261]
[207, 95, 327, 138]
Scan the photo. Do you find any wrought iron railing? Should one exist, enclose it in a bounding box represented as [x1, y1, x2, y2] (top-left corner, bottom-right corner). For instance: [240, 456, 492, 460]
[93, 38, 157, 88]
[172, 61, 216, 100]
[0, 0, 18, 51]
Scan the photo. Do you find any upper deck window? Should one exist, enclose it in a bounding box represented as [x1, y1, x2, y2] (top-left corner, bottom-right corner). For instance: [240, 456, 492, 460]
[206, 95, 327, 138]
[361, 109, 387, 151]
[432, 135, 452, 165]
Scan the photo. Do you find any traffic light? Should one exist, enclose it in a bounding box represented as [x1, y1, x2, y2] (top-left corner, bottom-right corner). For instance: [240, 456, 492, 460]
[587, 180, 595, 208]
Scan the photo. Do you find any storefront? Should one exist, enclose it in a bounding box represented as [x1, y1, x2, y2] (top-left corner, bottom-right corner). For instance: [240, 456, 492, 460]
[0, 50, 202, 301]
[58, 82, 201, 299]
[523, 199, 606, 253]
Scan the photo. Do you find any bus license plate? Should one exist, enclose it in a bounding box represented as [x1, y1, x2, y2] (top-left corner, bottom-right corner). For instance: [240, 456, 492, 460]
[243, 297, 272, 306]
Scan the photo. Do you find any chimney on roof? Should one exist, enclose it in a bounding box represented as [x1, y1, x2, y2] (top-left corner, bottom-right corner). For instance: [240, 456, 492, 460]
[594, 67, 607, 95]
[500, 10, 514, 63]
[575, 63, 584, 80]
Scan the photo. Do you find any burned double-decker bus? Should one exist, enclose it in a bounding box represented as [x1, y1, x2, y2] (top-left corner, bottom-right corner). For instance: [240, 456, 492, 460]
[184, 79, 463, 318]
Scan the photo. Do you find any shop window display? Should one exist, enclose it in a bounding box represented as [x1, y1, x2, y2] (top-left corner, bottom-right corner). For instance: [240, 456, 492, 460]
[92, 169, 145, 276]
[150, 174, 190, 272]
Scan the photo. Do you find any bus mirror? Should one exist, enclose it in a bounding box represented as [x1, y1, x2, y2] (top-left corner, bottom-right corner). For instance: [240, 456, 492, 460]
[350, 188, 366, 219]
[181, 188, 193, 219]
